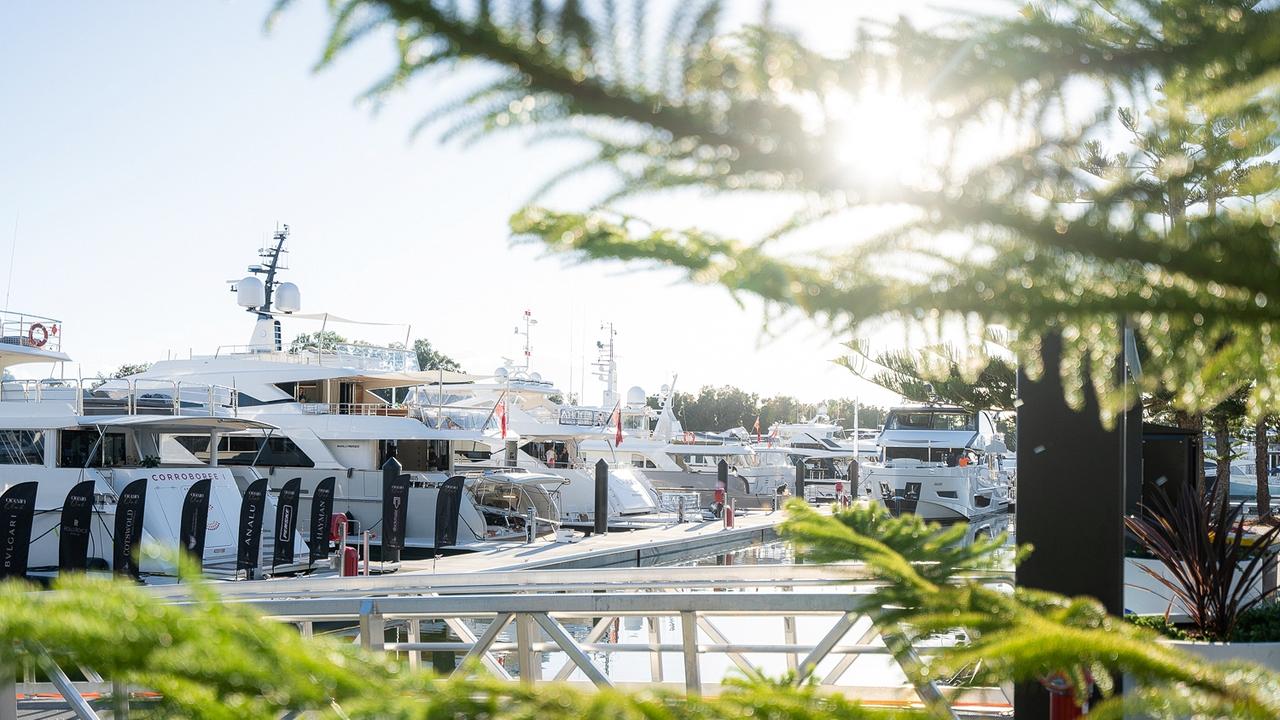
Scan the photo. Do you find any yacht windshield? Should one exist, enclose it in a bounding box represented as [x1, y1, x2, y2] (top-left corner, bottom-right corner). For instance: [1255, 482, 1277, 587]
[886, 410, 976, 432]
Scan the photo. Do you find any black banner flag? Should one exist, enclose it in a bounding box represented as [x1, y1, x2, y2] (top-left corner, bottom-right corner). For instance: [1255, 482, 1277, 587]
[382, 473, 410, 553]
[179, 478, 211, 574]
[433, 475, 466, 550]
[308, 476, 335, 565]
[0, 482, 38, 579]
[58, 480, 95, 572]
[272, 477, 301, 568]
[113, 479, 147, 579]
[237, 478, 268, 572]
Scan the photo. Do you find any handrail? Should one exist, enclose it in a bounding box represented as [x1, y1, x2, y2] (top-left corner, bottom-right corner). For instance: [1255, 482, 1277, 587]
[141, 563, 1013, 602]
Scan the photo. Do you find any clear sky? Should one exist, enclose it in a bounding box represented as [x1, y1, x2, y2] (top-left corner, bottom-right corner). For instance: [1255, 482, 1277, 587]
[0, 1, 996, 408]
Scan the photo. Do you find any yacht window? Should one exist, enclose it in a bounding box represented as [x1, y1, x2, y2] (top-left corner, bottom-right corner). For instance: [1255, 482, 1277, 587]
[59, 430, 127, 468]
[0, 430, 44, 465]
[172, 434, 313, 467]
[886, 411, 976, 432]
[884, 446, 965, 463]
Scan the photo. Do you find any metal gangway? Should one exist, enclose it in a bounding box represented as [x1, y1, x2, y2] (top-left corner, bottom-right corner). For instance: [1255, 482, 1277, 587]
[9, 566, 1016, 718]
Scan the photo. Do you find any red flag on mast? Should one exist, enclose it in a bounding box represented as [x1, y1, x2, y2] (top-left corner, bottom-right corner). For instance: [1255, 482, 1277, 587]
[613, 404, 624, 446]
[498, 401, 508, 439]
[753, 415, 761, 443]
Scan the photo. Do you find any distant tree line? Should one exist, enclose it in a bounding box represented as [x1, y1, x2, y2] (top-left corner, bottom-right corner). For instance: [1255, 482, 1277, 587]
[649, 385, 889, 434]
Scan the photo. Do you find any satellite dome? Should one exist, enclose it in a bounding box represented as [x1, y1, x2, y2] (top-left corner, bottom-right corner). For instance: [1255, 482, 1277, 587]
[494, 367, 509, 379]
[626, 386, 646, 405]
[275, 282, 301, 313]
[236, 276, 265, 308]
[660, 384, 670, 393]
[530, 372, 542, 382]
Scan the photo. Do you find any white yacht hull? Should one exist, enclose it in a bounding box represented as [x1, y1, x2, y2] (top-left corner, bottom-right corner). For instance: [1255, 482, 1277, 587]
[2, 467, 258, 578]
[238, 468, 489, 551]
[860, 461, 1011, 521]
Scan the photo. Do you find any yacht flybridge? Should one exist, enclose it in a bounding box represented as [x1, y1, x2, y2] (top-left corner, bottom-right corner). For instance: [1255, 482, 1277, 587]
[858, 403, 1014, 520]
[0, 310, 308, 580]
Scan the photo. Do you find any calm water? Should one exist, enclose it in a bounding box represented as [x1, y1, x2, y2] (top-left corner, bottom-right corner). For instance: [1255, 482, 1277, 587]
[407, 512, 1015, 688]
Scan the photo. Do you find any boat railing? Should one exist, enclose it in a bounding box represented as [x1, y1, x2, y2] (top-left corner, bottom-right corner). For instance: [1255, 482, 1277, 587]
[0, 310, 63, 353]
[0, 378, 238, 417]
[299, 402, 409, 417]
[211, 343, 418, 372]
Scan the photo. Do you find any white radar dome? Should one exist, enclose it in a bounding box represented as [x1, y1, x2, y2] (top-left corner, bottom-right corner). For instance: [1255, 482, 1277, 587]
[236, 276, 265, 308]
[626, 386, 646, 405]
[275, 282, 301, 313]
[494, 367, 509, 379]
[530, 372, 542, 382]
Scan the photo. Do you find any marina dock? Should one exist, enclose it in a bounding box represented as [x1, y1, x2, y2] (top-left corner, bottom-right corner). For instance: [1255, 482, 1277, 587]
[398, 509, 785, 574]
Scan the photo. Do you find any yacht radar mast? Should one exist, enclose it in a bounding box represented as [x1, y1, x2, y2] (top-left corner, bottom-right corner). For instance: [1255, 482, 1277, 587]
[514, 309, 537, 370]
[234, 224, 300, 352]
[593, 322, 618, 408]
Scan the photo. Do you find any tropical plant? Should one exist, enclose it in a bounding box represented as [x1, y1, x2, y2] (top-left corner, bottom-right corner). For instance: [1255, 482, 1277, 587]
[5, 502, 1280, 718]
[837, 340, 1017, 412]
[1125, 481, 1280, 641]
[281, 0, 1280, 423]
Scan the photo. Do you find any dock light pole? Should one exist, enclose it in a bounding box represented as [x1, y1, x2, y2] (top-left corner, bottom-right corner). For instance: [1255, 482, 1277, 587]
[594, 459, 609, 535]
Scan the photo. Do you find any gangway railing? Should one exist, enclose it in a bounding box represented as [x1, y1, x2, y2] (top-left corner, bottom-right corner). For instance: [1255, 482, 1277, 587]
[13, 566, 1015, 719]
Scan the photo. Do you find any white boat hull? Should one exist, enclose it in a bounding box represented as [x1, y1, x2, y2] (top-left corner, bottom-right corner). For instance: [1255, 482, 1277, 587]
[860, 460, 1011, 521]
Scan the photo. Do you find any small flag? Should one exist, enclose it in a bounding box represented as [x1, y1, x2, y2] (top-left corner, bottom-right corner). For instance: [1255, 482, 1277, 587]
[753, 415, 761, 443]
[613, 405, 624, 446]
[498, 401, 508, 439]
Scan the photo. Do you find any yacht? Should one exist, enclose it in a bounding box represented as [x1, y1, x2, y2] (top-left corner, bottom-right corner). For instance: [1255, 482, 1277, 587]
[858, 403, 1013, 520]
[769, 412, 880, 463]
[578, 384, 792, 509]
[121, 230, 562, 551]
[1204, 440, 1280, 499]
[0, 310, 306, 580]
[414, 364, 664, 527]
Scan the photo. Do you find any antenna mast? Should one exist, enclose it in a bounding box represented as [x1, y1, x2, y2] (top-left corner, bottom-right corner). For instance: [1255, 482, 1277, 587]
[593, 322, 618, 408]
[515, 309, 537, 370]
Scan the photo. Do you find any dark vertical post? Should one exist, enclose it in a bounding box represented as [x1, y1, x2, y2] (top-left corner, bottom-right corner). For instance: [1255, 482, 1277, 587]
[1014, 331, 1136, 718]
[506, 440, 519, 468]
[717, 459, 728, 492]
[594, 459, 609, 535]
[382, 450, 403, 564]
[794, 459, 806, 501]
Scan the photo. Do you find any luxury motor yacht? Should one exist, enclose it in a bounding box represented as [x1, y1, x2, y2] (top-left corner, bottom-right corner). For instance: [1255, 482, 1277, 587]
[858, 403, 1013, 520]
[578, 385, 792, 509]
[0, 310, 307, 580]
[413, 365, 664, 527]
[769, 413, 880, 463]
[118, 230, 562, 551]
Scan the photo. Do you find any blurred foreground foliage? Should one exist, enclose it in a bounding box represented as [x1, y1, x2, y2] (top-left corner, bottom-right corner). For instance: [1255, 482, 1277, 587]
[282, 0, 1280, 422]
[2, 502, 1279, 718]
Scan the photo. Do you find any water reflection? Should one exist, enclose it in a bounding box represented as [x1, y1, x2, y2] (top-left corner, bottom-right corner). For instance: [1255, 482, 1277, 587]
[415, 512, 1015, 690]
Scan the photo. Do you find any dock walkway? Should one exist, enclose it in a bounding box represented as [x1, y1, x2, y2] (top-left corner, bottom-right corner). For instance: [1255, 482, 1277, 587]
[397, 509, 785, 574]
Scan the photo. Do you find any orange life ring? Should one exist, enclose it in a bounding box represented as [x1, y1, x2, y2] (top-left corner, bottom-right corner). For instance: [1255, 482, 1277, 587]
[27, 323, 48, 348]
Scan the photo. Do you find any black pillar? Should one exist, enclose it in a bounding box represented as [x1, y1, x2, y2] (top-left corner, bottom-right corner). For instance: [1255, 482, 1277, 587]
[594, 459, 609, 535]
[794, 459, 806, 501]
[1013, 331, 1137, 717]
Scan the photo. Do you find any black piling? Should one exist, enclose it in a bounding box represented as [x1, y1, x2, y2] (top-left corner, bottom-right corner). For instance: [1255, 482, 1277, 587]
[794, 459, 806, 502]
[594, 459, 609, 535]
